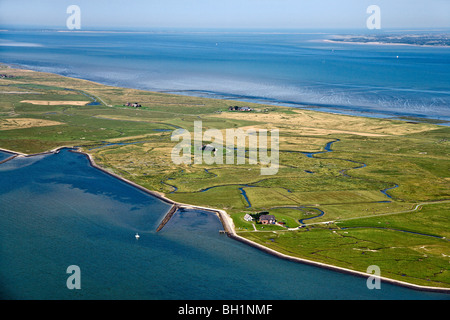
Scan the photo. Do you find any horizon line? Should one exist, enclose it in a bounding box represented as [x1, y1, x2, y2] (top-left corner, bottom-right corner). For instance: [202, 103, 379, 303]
[1, 25, 450, 33]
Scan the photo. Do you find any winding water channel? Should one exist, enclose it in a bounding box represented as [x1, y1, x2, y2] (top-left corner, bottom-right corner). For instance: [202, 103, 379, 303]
[80, 137, 399, 222]
[290, 139, 399, 224]
[77, 137, 444, 243]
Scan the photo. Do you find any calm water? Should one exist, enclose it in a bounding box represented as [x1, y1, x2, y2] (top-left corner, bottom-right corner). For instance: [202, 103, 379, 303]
[0, 149, 448, 300]
[0, 29, 449, 121]
[0, 150, 14, 162]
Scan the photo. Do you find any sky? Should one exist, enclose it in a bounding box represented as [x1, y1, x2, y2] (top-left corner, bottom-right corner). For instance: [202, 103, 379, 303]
[0, 0, 449, 30]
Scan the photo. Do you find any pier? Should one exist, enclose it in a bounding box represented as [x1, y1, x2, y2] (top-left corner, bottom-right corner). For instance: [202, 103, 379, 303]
[156, 204, 180, 232]
[0, 154, 18, 165]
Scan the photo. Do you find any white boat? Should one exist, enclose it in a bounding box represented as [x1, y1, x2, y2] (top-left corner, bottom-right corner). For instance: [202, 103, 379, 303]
[135, 233, 140, 240]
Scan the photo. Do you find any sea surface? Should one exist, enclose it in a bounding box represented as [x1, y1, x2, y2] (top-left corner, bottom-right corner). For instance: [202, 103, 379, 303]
[0, 29, 449, 122]
[0, 149, 448, 300]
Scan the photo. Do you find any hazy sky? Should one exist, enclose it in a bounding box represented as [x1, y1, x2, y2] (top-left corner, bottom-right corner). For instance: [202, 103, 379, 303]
[0, 0, 449, 30]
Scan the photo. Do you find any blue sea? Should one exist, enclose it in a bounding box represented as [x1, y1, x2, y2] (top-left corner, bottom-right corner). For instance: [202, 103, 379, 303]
[0, 149, 448, 300]
[0, 29, 449, 121]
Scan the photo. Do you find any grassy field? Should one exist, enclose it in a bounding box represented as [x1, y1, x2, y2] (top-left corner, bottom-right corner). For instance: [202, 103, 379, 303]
[1, 64, 449, 288]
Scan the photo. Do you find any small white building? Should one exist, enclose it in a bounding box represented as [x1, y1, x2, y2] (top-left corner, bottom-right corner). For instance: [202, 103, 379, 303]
[244, 214, 253, 222]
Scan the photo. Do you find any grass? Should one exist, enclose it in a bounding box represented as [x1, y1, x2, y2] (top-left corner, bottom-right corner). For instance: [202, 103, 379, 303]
[242, 221, 449, 287]
[337, 202, 450, 239]
[1, 64, 449, 288]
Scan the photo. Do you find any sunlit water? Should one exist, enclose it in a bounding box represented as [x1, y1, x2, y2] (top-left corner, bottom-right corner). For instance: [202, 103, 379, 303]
[1, 29, 449, 121]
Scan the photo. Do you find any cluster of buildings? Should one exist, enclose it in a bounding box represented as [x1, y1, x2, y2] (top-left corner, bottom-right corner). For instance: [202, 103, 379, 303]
[0, 74, 14, 79]
[228, 106, 253, 112]
[244, 213, 276, 225]
[124, 102, 142, 108]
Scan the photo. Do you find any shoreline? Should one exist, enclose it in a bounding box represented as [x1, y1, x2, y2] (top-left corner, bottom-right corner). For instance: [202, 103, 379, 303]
[1, 145, 449, 294]
[3, 63, 450, 126]
[323, 39, 450, 48]
[163, 89, 450, 125]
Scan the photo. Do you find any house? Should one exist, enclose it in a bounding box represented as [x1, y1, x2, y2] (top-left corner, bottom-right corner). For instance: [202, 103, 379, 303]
[259, 214, 276, 225]
[201, 144, 216, 152]
[228, 106, 253, 112]
[124, 102, 142, 108]
[244, 214, 253, 222]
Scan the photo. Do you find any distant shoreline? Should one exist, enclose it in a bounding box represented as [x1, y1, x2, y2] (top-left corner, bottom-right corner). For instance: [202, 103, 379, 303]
[3, 63, 450, 126]
[1, 145, 449, 294]
[323, 39, 450, 48]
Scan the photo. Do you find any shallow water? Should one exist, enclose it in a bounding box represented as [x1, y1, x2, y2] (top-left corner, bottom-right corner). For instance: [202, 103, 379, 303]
[1, 29, 449, 121]
[0, 149, 448, 300]
[0, 150, 14, 162]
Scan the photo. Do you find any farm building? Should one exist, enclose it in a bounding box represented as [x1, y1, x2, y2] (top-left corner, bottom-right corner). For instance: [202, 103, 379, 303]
[259, 214, 276, 225]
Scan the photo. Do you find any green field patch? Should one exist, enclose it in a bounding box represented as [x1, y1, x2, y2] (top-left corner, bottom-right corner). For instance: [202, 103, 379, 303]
[242, 187, 300, 208]
[289, 190, 388, 204]
[319, 202, 414, 221]
[242, 226, 450, 287]
[252, 174, 388, 193]
[168, 185, 248, 210]
[337, 202, 450, 239]
[165, 167, 268, 193]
